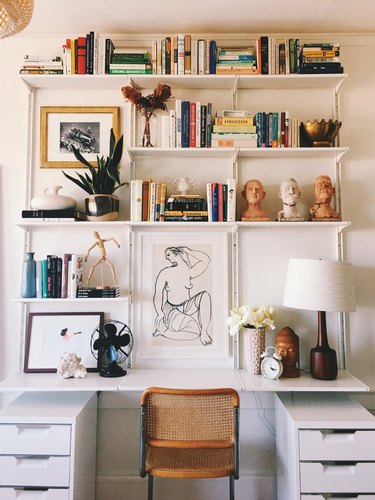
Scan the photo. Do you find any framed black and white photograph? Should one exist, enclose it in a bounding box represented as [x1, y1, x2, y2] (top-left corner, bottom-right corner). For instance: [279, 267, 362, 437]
[40, 106, 120, 168]
[134, 231, 230, 368]
[24, 312, 104, 372]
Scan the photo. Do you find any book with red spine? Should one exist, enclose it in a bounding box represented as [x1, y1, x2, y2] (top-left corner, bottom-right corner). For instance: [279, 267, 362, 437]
[77, 36, 87, 74]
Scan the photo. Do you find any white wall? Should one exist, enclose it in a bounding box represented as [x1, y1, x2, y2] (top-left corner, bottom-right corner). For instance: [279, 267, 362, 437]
[1, 33, 375, 499]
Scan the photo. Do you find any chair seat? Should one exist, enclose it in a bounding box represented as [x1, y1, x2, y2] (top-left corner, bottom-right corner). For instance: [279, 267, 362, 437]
[145, 446, 235, 478]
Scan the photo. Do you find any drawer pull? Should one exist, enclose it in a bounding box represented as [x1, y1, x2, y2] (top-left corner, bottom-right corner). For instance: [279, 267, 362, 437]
[15, 456, 51, 468]
[16, 425, 51, 436]
[323, 463, 356, 475]
[321, 430, 356, 443]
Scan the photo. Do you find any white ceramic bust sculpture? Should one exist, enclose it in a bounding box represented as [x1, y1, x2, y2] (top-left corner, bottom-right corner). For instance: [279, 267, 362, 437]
[278, 178, 305, 221]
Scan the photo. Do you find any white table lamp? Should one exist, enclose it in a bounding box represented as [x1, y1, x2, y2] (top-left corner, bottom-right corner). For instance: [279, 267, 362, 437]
[283, 258, 356, 380]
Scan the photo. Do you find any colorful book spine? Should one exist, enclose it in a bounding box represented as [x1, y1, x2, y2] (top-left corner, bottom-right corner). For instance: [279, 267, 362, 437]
[181, 101, 190, 148]
[130, 179, 143, 222]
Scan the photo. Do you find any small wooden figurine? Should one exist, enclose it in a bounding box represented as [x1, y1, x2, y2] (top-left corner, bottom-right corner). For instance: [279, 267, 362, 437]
[275, 326, 300, 378]
[241, 179, 270, 221]
[85, 231, 120, 287]
[310, 174, 340, 221]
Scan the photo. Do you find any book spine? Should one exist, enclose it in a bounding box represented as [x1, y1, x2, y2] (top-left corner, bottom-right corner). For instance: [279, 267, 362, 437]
[69, 254, 78, 298]
[260, 36, 269, 74]
[154, 182, 161, 221]
[200, 105, 207, 147]
[41, 258, 48, 298]
[173, 35, 178, 74]
[151, 39, 157, 74]
[184, 34, 191, 74]
[160, 183, 167, 222]
[149, 182, 156, 221]
[177, 34, 185, 74]
[61, 253, 71, 299]
[206, 183, 212, 222]
[56, 257, 62, 298]
[189, 102, 196, 147]
[161, 115, 170, 148]
[175, 99, 182, 148]
[165, 36, 171, 74]
[169, 109, 176, 148]
[35, 260, 42, 298]
[191, 39, 198, 75]
[211, 183, 219, 222]
[209, 40, 217, 74]
[197, 39, 206, 75]
[195, 102, 201, 148]
[77, 36, 87, 74]
[205, 39, 210, 74]
[206, 102, 212, 147]
[130, 179, 143, 222]
[142, 179, 150, 221]
[181, 101, 190, 148]
[226, 178, 236, 222]
[218, 183, 224, 222]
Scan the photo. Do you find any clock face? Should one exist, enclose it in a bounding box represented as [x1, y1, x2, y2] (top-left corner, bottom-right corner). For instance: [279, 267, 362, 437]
[261, 357, 283, 379]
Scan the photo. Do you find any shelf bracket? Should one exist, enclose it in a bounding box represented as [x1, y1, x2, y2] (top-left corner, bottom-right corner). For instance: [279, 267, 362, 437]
[232, 76, 239, 110]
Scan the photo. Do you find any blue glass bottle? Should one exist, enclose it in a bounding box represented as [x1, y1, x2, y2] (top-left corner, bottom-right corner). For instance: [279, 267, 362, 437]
[21, 252, 36, 298]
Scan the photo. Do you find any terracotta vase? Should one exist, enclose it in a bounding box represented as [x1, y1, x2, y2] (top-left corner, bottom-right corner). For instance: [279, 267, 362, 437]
[243, 327, 266, 374]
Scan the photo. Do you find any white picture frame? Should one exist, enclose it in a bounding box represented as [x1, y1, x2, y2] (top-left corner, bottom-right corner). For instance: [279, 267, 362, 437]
[134, 230, 231, 368]
[24, 312, 104, 372]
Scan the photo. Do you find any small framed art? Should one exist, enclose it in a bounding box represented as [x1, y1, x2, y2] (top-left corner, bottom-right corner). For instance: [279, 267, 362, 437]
[24, 312, 104, 372]
[40, 106, 120, 168]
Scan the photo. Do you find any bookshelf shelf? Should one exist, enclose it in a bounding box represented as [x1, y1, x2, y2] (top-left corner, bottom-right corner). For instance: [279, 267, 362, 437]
[13, 295, 130, 303]
[16, 220, 129, 229]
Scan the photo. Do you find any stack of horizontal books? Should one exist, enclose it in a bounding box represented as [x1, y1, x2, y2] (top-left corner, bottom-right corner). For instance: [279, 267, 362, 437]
[77, 286, 120, 298]
[212, 110, 257, 147]
[299, 43, 343, 74]
[216, 47, 258, 75]
[109, 49, 152, 74]
[20, 55, 64, 75]
[21, 208, 86, 221]
[164, 194, 208, 222]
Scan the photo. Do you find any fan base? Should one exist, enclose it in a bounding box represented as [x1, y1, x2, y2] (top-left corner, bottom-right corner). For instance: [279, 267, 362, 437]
[100, 361, 127, 378]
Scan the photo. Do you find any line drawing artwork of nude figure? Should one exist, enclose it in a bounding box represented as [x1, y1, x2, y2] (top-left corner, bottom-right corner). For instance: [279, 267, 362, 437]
[153, 246, 213, 346]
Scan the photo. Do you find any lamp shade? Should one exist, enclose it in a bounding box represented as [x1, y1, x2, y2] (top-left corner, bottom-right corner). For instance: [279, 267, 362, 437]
[283, 258, 356, 313]
[0, 0, 34, 39]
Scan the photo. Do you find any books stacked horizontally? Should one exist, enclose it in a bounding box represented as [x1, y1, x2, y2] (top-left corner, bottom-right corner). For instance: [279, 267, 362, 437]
[216, 47, 258, 75]
[109, 48, 152, 74]
[206, 179, 236, 222]
[21, 208, 86, 221]
[77, 286, 120, 298]
[212, 110, 257, 147]
[300, 43, 343, 74]
[20, 55, 64, 75]
[164, 194, 208, 222]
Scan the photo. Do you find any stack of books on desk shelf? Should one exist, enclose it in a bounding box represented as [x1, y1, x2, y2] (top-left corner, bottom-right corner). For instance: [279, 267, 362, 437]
[212, 110, 257, 147]
[21, 209, 87, 221]
[20, 55, 64, 74]
[109, 48, 152, 74]
[77, 286, 120, 298]
[216, 47, 258, 75]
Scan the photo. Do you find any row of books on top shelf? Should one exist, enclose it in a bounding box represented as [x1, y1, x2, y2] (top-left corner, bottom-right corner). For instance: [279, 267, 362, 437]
[130, 178, 236, 222]
[31, 253, 120, 299]
[19, 35, 343, 76]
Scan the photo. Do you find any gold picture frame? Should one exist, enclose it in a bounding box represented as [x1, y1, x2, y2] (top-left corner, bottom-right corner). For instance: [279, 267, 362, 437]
[40, 106, 120, 168]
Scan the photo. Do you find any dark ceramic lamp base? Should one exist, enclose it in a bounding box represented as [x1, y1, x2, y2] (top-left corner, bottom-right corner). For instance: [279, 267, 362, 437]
[310, 310, 338, 380]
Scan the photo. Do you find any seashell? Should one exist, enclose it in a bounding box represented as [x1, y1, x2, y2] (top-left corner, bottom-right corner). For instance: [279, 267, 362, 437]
[56, 352, 87, 379]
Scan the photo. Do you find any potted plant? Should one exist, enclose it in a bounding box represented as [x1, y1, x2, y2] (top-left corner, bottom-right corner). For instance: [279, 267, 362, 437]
[62, 128, 126, 221]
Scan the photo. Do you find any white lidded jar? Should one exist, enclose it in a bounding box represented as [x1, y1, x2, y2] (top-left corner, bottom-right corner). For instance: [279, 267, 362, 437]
[31, 185, 77, 210]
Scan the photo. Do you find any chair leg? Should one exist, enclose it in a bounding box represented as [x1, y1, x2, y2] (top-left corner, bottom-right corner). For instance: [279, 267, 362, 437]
[148, 474, 153, 500]
[229, 475, 235, 500]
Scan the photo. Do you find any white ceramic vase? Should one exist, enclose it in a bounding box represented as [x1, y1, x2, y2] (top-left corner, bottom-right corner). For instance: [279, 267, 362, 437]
[31, 185, 77, 210]
[243, 327, 266, 374]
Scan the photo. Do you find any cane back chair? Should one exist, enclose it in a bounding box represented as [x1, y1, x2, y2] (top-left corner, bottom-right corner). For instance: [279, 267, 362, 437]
[140, 387, 240, 500]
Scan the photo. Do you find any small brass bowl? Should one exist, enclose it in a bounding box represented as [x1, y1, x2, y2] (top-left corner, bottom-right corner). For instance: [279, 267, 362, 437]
[300, 119, 342, 147]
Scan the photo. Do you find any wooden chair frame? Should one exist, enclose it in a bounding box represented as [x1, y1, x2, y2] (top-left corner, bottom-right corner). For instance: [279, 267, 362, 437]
[140, 387, 240, 500]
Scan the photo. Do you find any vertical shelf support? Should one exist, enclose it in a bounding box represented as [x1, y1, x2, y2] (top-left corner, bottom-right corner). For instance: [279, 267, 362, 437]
[231, 224, 239, 369]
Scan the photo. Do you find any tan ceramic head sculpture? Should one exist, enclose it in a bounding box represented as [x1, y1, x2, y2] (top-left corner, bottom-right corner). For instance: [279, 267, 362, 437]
[310, 174, 340, 221]
[241, 179, 269, 221]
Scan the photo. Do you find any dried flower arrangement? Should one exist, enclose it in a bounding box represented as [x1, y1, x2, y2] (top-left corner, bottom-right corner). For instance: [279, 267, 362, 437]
[121, 83, 172, 147]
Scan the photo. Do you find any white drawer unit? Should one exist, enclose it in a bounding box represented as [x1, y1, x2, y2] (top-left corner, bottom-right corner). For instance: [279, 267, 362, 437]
[0, 392, 97, 500]
[276, 393, 375, 500]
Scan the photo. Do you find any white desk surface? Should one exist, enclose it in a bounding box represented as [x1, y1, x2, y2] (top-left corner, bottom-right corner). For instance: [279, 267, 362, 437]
[0, 368, 369, 392]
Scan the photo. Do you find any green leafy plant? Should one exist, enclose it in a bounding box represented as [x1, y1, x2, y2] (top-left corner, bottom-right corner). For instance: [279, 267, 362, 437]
[62, 128, 126, 195]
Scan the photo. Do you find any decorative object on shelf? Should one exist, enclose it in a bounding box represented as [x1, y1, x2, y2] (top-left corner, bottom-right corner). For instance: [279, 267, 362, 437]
[121, 82, 172, 147]
[275, 326, 300, 377]
[24, 312, 104, 373]
[228, 304, 278, 374]
[300, 119, 342, 147]
[283, 258, 356, 380]
[20, 251, 36, 298]
[0, 0, 34, 39]
[30, 185, 77, 210]
[310, 174, 340, 221]
[91, 319, 133, 377]
[85, 231, 120, 286]
[56, 352, 87, 379]
[241, 179, 270, 221]
[278, 178, 305, 222]
[62, 128, 125, 221]
[40, 106, 120, 168]
[260, 346, 284, 380]
[172, 176, 196, 195]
